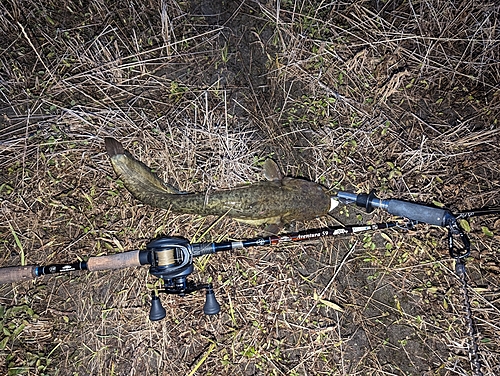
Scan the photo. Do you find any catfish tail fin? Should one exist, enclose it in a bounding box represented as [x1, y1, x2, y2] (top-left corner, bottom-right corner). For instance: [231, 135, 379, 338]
[105, 137, 125, 157]
[105, 137, 186, 207]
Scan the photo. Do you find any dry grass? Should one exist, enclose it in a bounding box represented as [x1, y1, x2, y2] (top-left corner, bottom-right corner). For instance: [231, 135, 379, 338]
[1, 0, 499, 375]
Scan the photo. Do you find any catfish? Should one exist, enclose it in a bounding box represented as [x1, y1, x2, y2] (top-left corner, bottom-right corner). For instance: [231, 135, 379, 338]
[105, 137, 337, 225]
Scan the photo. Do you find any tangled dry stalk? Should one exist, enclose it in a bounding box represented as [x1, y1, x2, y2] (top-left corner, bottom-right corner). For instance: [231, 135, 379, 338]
[1, 0, 499, 375]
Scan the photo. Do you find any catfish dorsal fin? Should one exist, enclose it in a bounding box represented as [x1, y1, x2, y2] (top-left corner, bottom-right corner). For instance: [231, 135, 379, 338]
[263, 159, 283, 181]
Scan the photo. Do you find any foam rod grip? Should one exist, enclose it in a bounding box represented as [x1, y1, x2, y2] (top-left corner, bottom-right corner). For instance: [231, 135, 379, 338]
[387, 200, 451, 226]
[0, 265, 37, 284]
[86, 250, 142, 271]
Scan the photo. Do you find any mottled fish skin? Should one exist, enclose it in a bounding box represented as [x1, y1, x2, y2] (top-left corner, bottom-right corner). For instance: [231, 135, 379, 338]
[105, 137, 331, 224]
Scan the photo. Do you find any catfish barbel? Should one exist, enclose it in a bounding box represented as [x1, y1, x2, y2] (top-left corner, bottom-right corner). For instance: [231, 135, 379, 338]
[105, 137, 338, 225]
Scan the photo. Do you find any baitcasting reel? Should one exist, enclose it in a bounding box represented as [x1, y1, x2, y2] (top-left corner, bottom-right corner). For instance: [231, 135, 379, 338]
[145, 237, 220, 321]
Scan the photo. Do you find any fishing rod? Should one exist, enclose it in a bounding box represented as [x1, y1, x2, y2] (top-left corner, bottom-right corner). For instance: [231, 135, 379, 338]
[0, 222, 397, 320]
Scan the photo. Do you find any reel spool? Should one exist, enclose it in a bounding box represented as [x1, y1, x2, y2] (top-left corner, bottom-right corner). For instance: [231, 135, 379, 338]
[145, 237, 220, 320]
[147, 237, 194, 288]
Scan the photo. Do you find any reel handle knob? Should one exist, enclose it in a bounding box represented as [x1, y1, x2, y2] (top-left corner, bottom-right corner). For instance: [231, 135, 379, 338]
[149, 292, 167, 321]
[203, 284, 220, 315]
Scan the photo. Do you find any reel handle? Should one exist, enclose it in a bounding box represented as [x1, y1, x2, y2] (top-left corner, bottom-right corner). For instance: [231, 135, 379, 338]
[203, 284, 220, 315]
[149, 292, 167, 321]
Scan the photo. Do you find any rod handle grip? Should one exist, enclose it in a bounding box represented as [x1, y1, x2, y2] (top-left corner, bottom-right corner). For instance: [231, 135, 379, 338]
[387, 200, 453, 226]
[86, 250, 143, 271]
[0, 265, 37, 284]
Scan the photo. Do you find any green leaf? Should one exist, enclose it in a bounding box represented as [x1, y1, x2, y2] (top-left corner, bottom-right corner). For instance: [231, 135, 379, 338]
[459, 219, 471, 232]
[8, 367, 30, 376]
[0, 336, 9, 350]
[432, 200, 445, 208]
[9, 224, 24, 265]
[482, 226, 494, 237]
[12, 322, 26, 338]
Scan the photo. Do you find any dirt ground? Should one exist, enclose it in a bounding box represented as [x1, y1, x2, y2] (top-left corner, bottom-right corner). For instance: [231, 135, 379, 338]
[1, 0, 499, 375]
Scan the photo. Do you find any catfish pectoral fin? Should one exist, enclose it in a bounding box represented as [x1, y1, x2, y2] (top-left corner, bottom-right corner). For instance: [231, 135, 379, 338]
[234, 216, 282, 226]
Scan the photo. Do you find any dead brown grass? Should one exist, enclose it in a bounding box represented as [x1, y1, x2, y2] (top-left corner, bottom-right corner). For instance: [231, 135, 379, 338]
[1, 0, 499, 375]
